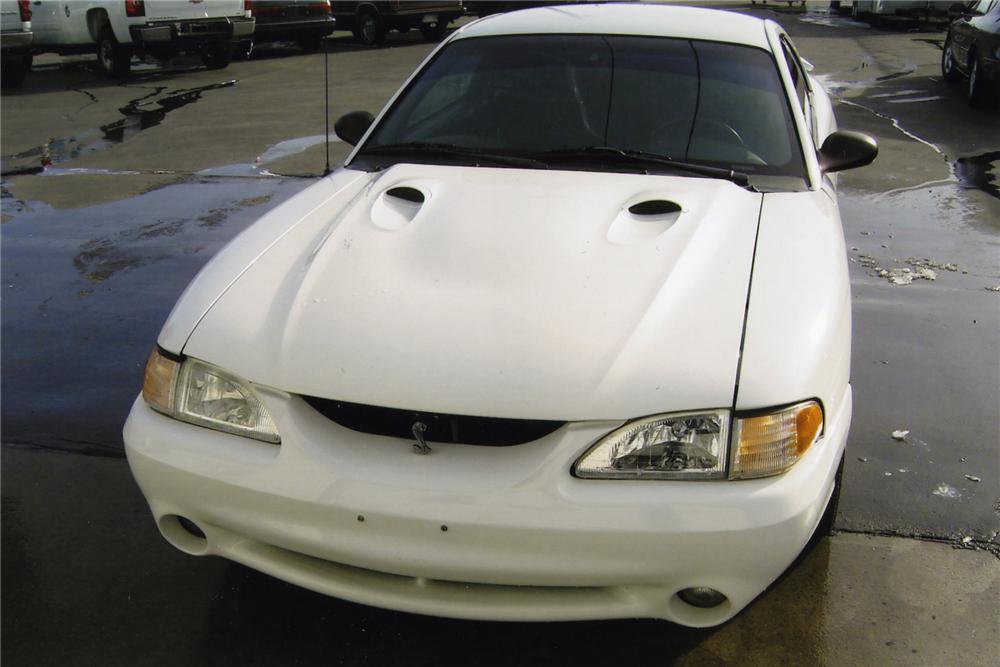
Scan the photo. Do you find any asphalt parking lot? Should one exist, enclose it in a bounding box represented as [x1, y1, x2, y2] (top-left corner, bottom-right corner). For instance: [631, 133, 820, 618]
[2, 3, 998, 666]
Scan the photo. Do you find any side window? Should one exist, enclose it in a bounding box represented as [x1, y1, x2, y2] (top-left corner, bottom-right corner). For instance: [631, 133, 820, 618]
[971, 0, 994, 14]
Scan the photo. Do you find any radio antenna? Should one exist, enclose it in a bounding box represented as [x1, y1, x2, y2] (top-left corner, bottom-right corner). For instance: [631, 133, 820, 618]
[323, 35, 331, 176]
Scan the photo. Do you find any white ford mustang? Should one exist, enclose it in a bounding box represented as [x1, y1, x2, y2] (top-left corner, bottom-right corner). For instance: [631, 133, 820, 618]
[124, 4, 877, 627]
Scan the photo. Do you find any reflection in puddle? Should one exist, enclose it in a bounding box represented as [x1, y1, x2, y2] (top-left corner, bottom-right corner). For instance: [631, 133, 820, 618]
[71, 189, 278, 282]
[101, 80, 236, 143]
[0, 81, 236, 175]
[954, 151, 1000, 202]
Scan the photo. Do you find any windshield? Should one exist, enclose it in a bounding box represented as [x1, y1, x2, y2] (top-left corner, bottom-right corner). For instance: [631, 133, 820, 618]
[353, 34, 807, 184]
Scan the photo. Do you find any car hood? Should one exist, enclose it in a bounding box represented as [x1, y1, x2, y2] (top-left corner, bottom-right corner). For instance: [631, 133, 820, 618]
[183, 164, 762, 421]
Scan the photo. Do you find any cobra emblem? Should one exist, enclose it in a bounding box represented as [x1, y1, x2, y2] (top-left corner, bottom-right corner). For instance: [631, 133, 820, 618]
[411, 421, 431, 455]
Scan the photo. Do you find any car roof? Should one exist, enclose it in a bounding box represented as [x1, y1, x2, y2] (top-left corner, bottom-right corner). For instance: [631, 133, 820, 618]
[454, 3, 772, 51]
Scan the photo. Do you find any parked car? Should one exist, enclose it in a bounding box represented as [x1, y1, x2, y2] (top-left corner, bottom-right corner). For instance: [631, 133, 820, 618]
[851, 0, 954, 16]
[29, 0, 254, 77]
[244, 0, 335, 53]
[942, 0, 1000, 106]
[463, 1, 594, 17]
[1, 0, 32, 87]
[330, 1, 462, 45]
[124, 3, 877, 627]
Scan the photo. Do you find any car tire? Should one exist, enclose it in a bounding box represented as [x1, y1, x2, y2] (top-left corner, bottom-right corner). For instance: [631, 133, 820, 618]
[237, 39, 254, 60]
[201, 45, 233, 70]
[354, 9, 385, 46]
[420, 21, 447, 42]
[97, 25, 132, 79]
[967, 53, 990, 107]
[299, 35, 324, 53]
[1, 52, 31, 88]
[941, 36, 961, 82]
[815, 451, 845, 541]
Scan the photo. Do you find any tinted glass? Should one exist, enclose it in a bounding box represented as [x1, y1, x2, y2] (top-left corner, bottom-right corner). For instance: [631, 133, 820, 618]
[362, 35, 805, 178]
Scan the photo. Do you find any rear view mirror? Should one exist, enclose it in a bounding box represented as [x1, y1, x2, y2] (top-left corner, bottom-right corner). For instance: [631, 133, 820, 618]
[335, 111, 375, 146]
[817, 130, 878, 174]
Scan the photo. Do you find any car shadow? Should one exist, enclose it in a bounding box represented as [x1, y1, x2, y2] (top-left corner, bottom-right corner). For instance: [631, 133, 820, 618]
[194, 562, 718, 666]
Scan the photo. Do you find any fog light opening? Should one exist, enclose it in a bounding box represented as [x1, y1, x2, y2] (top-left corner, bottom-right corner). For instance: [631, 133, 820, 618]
[677, 587, 728, 609]
[158, 514, 209, 555]
[177, 516, 206, 539]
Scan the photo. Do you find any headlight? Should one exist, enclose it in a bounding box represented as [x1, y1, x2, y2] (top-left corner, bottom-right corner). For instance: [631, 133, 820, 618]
[141, 347, 280, 444]
[574, 410, 729, 479]
[574, 401, 823, 480]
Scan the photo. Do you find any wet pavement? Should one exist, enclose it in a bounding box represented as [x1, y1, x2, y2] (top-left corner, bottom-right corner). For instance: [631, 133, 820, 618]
[2, 3, 999, 665]
[3, 445, 997, 667]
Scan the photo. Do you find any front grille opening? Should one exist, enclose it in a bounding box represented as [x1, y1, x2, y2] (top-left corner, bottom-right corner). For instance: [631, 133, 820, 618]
[301, 397, 565, 446]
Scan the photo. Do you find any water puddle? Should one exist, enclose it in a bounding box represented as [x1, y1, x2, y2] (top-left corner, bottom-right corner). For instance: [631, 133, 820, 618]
[839, 99, 945, 155]
[886, 95, 945, 104]
[813, 73, 874, 97]
[0, 81, 236, 176]
[256, 134, 340, 164]
[875, 65, 917, 82]
[71, 190, 278, 283]
[869, 89, 927, 98]
[799, 13, 871, 29]
[954, 151, 1000, 202]
[196, 134, 341, 179]
[40, 167, 141, 177]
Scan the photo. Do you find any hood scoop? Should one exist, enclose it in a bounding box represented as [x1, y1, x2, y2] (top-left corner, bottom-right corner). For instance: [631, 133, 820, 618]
[371, 185, 428, 230]
[185, 164, 762, 420]
[608, 197, 683, 245]
[629, 199, 681, 216]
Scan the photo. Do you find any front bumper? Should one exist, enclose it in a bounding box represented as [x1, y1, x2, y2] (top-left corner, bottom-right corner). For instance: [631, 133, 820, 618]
[124, 385, 850, 627]
[130, 17, 255, 46]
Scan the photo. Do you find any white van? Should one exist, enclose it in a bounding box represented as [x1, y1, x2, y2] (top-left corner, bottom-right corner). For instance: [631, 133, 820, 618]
[30, 0, 254, 77]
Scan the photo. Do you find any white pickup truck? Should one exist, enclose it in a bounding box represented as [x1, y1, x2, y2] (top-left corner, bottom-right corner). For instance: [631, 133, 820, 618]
[30, 0, 254, 77]
[1, 0, 33, 87]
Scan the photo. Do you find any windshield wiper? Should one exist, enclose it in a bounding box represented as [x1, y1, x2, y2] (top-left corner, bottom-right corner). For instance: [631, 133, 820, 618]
[361, 142, 547, 169]
[528, 146, 756, 190]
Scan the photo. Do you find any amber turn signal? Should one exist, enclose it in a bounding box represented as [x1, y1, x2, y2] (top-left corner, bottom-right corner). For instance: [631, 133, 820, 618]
[142, 347, 178, 414]
[730, 401, 823, 479]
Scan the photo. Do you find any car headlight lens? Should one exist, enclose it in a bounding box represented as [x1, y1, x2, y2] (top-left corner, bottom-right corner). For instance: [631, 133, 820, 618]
[141, 347, 280, 444]
[574, 401, 824, 480]
[729, 401, 822, 479]
[574, 410, 729, 479]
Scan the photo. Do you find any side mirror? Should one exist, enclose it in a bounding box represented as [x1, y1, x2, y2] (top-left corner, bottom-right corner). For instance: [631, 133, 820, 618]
[817, 129, 878, 174]
[334, 110, 374, 146]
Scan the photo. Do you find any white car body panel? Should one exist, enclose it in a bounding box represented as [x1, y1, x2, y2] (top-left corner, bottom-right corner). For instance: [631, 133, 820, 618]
[158, 169, 367, 353]
[737, 190, 851, 417]
[456, 3, 771, 50]
[126, 3, 864, 628]
[0, 0, 28, 33]
[125, 381, 850, 626]
[183, 164, 761, 420]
